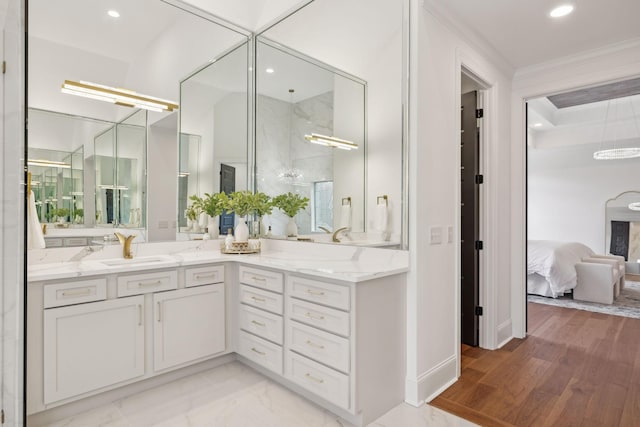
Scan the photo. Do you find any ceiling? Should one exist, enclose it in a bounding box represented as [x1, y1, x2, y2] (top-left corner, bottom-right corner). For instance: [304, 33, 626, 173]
[437, 0, 640, 69]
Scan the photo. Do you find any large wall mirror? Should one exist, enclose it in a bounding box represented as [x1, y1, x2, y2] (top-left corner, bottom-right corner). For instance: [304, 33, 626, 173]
[606, 191, 640, 274]
[28, 0, 251, 245]
[255, 38, 366, 237]
[178, 42, 249, 234]
[257, 0, 405, 247]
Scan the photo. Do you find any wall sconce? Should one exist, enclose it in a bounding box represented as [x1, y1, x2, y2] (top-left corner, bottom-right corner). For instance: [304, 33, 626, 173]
[61, 80, 179, 112]
[27, 159, 71, 169]
[304, 133, 358, 150]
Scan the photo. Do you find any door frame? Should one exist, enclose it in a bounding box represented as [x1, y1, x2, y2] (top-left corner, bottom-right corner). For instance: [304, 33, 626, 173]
[456, 52, 499, 360]
[510, 55, 640, 339]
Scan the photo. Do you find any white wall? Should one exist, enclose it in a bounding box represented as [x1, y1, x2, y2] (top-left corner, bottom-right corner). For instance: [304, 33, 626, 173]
[528, 144, 640, 253]
[2, 0, 25, 424]
[148, 118, 178, 242]
[511, 38, 640, 339]
[406, 0, 514, 404]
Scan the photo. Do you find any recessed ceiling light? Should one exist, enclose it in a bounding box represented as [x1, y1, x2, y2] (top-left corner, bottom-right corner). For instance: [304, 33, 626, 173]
[533, 123, 543, 128]
[107, 10, 120, 18]
[550, 4, 574, 18]
[265, 68, 275, 74]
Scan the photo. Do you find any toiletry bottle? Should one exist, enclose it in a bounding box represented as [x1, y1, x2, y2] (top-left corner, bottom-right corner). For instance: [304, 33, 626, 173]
[225, 229, 234, 250]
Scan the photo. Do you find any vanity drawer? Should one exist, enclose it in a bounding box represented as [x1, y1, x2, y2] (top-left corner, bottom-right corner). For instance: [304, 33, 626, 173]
[185, 265, 224, 287]
[288, 321, 349, 373]
[238, 331, 283, 375]
[288, 351, 349, 409]
[239, 285, 283, 315]
[63, 237, 88, 247]
[239, 266, 283, 293]
[44, 278, 107, 308]
[45, 238, 63, 248]
[287, 276, 350, 311]
[239, 304, 283, 345]
[117, 270, 177, 297]
[288, 298, 350, 337]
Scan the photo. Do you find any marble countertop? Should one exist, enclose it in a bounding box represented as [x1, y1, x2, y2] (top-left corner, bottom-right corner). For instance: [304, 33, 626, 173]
[27, 239, 409, 284]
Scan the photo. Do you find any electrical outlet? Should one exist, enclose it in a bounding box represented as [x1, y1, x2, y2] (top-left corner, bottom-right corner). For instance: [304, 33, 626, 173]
[158, 220, 169, 229]
[448, 226, 453, 244]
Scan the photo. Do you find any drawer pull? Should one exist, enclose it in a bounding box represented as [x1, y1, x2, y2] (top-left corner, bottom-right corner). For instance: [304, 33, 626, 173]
[251, 296, 266, 302]
[305, 311, 325, 321]
[305, 372, 325, 384]
[306, 289, 325, 296]
[251, 276, 267, 282]
[194, 272, 216, 280]
[251, 347, 266, 356]
[138, 280, 162, 287]
[251, 320, 266, 327]
[306, 340, 325, 350]
[61, 288, 92, 297]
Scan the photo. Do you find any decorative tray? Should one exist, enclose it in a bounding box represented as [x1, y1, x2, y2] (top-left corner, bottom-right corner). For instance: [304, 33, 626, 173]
[220, 240, 260, 254]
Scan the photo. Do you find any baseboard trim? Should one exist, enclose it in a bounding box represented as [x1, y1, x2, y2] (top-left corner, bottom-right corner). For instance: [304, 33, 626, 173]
[497, 319, 513, 348]
[405, 354, 458, 406]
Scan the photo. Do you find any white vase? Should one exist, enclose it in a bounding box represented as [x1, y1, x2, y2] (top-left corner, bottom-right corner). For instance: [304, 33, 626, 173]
[207, 216, 219, 239]
[235, 216, 250, 242]
[192, 221, 201, 233]
[198, 212, 208, 229]
[286, 217, 298, 237]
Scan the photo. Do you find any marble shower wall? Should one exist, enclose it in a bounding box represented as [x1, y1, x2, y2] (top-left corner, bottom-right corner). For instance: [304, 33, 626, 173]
[256, 92, 333, 236]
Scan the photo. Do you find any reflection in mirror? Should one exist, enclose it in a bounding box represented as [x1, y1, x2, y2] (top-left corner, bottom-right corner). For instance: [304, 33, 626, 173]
[29, 0, 250, 243]
[606, 191, 640, 274]
[259, 0, 405, 247]
[255, 39, 365, 238]
[95, 110, 147, 229]
[178, 42, 249, 235]
[28, 108, 115, 227]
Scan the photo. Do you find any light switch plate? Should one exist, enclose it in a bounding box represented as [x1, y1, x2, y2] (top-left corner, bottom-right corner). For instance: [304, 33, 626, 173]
[430, 226, 443, 245]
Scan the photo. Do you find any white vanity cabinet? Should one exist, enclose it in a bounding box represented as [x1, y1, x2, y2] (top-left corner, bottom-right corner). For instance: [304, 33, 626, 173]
[153, 283, 225, 371]
[237, 265, 284, 375]
[43, 295, 145, 404]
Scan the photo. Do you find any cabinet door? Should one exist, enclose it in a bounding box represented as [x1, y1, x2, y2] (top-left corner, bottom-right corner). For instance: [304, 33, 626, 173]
[153, 283, 225, 371]
[44, 296, 145, 404]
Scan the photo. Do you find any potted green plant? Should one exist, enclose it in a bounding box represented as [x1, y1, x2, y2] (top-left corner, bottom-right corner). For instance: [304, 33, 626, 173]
[53, 208, 70, 223]
[74, 208, 84, 224]
[224, 191, 256, 241]
[251, 192, 272, 237]
[199, 192, 228, 238]
[185, 199, 203, 232]
[272, 192, 310, 237]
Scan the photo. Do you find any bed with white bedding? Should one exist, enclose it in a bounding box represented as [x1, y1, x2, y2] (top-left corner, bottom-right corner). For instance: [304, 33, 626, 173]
[527, 240, 595, 297]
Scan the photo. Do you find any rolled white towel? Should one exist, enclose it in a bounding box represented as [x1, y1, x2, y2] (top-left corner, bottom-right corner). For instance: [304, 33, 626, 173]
[375, 203, 389, 233]
[339, 204, 352, 229]
[27, 191, 46, 249]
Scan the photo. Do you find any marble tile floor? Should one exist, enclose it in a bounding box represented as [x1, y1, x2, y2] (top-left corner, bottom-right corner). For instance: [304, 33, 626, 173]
[42, 362, 478, 427]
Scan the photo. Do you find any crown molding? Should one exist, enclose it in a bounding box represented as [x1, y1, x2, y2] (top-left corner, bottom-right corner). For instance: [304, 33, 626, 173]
[515, 37, 640, 80]
[421, 0, 515, 78]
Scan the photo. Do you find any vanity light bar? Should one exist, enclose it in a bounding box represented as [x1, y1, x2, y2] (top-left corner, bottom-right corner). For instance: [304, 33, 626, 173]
[629, 202, 640, 211]
[27, 159, 71, 169]
[304, 133, 358, 150]
[61, 80, 179, 112]
[99, 185, 130, 190]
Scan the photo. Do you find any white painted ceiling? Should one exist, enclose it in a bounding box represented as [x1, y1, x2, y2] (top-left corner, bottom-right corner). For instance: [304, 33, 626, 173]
[437, 0, 640, 69]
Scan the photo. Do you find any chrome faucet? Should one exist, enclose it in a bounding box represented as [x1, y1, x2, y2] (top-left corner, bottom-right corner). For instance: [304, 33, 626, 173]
[319, 226, 332, 234]
[332, 227, 349, 243]
[114, 232, 135, 259]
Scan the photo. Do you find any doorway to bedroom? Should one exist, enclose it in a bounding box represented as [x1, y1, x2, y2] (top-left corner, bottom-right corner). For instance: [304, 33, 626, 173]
[526, 77, 640, 325]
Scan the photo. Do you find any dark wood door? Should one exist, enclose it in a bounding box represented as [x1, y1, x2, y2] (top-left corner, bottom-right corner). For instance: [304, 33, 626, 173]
[219, 164, 235, 235]
[461, 91, 481, 347]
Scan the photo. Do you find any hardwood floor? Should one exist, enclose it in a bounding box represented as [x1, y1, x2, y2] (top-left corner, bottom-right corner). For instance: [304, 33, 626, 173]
[431, 302, 640, 426]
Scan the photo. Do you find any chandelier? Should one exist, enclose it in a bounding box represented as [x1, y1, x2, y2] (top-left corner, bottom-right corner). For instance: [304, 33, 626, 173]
[593, 97, 640, 160]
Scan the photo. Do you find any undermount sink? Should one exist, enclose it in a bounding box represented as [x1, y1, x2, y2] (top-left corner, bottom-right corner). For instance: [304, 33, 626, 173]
[100, 256, 174, 267]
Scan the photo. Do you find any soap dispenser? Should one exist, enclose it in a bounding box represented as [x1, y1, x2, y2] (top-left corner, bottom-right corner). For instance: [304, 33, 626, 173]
[225, 228, 234, 250]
